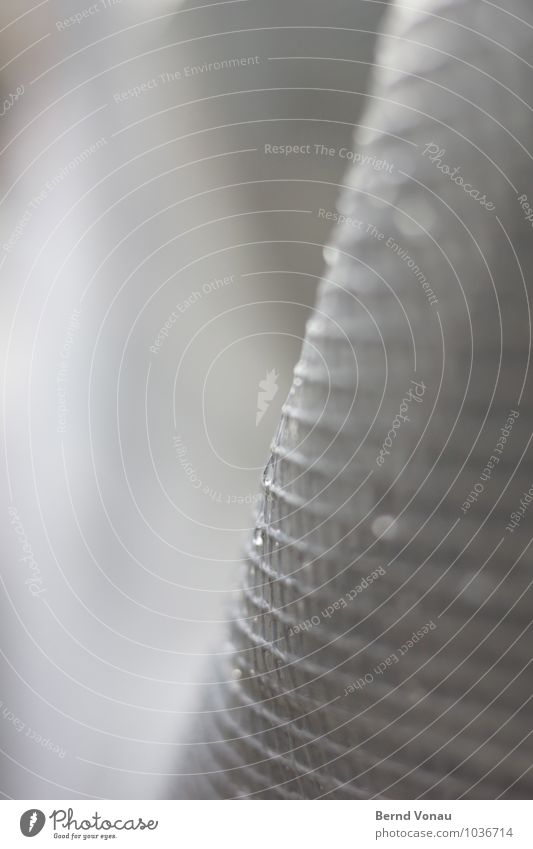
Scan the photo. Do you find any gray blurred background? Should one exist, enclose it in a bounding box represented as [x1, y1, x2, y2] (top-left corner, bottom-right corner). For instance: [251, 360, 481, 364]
[0, 0, 389, 798]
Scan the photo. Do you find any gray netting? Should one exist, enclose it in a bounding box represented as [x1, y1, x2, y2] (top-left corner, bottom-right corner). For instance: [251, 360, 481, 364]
[174, 0, 533, 799]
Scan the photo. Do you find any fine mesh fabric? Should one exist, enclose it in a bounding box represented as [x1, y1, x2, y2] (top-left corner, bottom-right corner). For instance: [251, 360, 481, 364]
[174, 0, 533, 799]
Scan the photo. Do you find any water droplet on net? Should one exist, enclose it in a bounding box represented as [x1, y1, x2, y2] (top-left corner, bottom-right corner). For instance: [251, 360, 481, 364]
[322, 245, 340, 266]
[371, 514, 398, 539]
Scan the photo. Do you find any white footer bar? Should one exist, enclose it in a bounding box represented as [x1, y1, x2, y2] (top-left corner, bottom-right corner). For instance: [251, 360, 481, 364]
[1, 799, 531, 847]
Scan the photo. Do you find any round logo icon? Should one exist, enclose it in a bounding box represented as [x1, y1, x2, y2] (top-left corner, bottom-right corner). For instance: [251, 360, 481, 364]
[20, 809, 46, 837]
